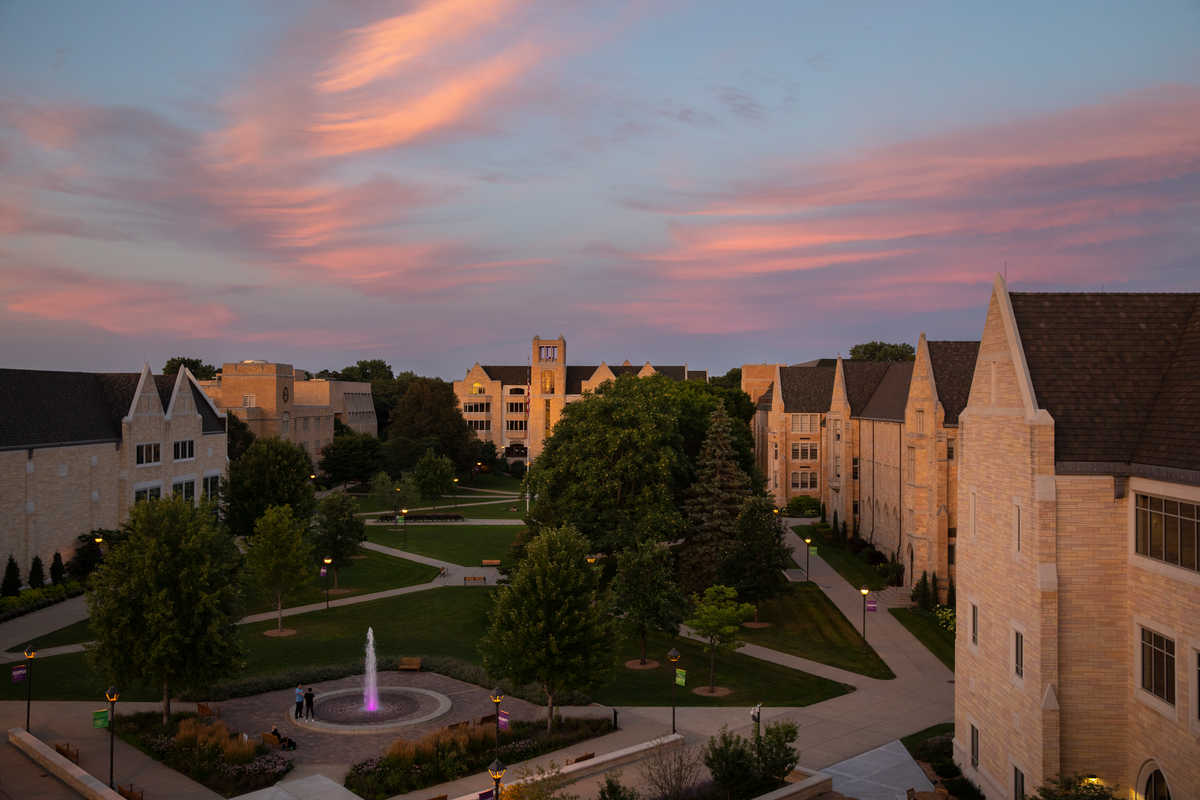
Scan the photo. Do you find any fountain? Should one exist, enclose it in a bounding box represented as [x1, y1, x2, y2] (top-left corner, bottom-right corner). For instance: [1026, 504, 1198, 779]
[364, 626, 380, 711]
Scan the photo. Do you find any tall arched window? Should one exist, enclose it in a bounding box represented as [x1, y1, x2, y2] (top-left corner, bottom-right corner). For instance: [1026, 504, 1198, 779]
[1145, 770, 1171, 800]
[471, 382, 485, 395]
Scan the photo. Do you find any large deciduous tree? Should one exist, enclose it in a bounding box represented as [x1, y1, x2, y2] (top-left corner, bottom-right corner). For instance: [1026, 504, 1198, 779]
[311, 493, 365, 588]
[246, 505, 314, 631]
[162, 356, 217, 380]
[411, 448, 455, 502]
[224, 438, 316, 537]
[86, 496, 243, 724]
[611, 539, 687, 665]
[849, 341, 915, 362]
[225, 412, 256, 463]
[721, 496, 792, 621]
[318, 431, 382, 486]
[686, 584, 753, 691]
[481, 525, 615, 730]
[384, 377, 475, 472]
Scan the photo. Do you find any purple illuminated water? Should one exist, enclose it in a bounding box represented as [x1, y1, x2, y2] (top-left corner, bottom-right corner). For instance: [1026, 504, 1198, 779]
[364, 627, 379, 712]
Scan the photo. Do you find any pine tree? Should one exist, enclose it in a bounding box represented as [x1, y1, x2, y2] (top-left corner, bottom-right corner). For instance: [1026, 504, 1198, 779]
[27, 556, 45, 589]
[49, 552, 66, 586]
[681, 402, 751, 593]
[721, 496, 791, 622]
[1, 555, 21, 596]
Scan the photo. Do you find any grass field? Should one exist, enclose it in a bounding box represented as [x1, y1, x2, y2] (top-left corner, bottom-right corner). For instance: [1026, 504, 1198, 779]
[367, 525, 524, 566]
[739, 584, 894, 679]
[901, 722, 955, 758]
[459, 473, 523, 492]
[890, 607, 955, 670]
[796, 525, 888, 591]
[452, 502, 526, 520]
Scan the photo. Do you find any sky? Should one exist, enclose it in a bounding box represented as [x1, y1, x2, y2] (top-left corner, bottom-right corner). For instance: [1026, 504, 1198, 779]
[2, 0, 1198, 379]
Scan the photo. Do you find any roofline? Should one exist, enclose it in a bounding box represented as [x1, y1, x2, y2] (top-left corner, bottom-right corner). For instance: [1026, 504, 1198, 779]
[1056, 461, 1200, 488]
[0, 438, 121, 453]
[993, 273, 1040, 417]
[185, 367, 227, 420]
[123, 363, 154, 423]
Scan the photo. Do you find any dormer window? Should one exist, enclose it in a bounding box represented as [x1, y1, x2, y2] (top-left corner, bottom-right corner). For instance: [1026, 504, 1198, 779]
[471, 382, 485, 395]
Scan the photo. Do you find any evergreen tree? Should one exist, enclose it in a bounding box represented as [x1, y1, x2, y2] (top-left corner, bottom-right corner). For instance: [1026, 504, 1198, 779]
[49, 552, 66, 586]
[27, 555, 45, 590]
[612, 539, 687, 664]
[681, 403, 751, 593]
[1, 555, 20, 596]
[721, 497, 791, 621]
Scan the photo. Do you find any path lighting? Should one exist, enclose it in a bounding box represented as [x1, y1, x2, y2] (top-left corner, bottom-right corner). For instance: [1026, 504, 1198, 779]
[668, 647, 681, 734]
[586, 555, 597, 565]
[803, 537, 812, 580]
[1084, 776, 1101, 786]
[23, 644, 36, 731]
[488, 759, 506, 800]
[452, 477, 459, 508]
[323, 557, 333, 610]
[401, 508, 409, 547]
[860, 587, 870, 642]
[105, 686, 120, 788]
[489, 687, 504, 762]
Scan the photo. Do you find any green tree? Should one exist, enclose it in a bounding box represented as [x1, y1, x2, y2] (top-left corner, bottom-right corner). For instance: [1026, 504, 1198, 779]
[49, 552, 66, 585]
[312, 493, 366, 588]
[681, 403, 751, 593]
[384, 377, 475, 472]
[163, 356, 217, 380]
[481, 525, 616, 730]
[225, 412, 257, 463]
[1032, 775, 1119, 800]
[369, 470, 419, 514]
[86, 496, 243, 724]
[848, 341, 915, 362]
[412, 448, 455, 502]
[318, 431, 382, 485]
[686, 585, 753, 691]
[246, 505, 314, 631]
[224, 438, 316, 538]
[721, 496, 791, 621]
[27, 555, 45, 589]
[1, 555, 20, 596]
[611, 540, 687, 664]
[704, 721, 799, 800]
[337, 359, 394, 383]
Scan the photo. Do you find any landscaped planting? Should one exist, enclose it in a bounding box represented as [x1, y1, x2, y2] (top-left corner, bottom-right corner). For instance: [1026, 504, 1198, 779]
[0, 581, 85, 623]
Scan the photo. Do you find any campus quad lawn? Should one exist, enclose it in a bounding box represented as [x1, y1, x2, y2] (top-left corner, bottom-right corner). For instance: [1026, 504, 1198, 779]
[901, 722, 955, 759]
[460, 472, 523, 492]
[450, 501, 527, 520]
[739, 584, 895, 679]
[367, 525, 524, 566]
[795, 525, 887, 591]
[890, 607, 955, 670]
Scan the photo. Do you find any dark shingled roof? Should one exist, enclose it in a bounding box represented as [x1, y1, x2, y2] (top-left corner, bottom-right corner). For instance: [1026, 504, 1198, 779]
[792, 358, 838, 368]
[687, 370, 708, 382]
[859, 362, 914, 421]
[566, 366, 598, 394]
[0, 369, 222, 450]
[1009, 292, 1200, 472]
[927, 341, 979, 425]
[190, 383, 226, 434]
[653, 365, 687, 381]
[841, 361, 893, 416]
[481, 365, 531, 385]
[778, 366, 835, 413]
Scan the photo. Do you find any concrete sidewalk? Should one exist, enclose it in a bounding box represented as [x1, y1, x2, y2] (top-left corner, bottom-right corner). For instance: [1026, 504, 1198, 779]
[0, 596, 89, 654]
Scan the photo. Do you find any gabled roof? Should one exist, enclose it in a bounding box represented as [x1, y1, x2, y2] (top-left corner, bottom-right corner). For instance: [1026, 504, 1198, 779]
[566, 366, 598, 394]
[481, 365, 530, 384]
[778, 366, 835, 413]
[841, 361, 893, 416]
[859, 362, 914, 421]
[653, 365, 687, 381]
[927, 341, 979, 425]
[687, 370, 708, 382]
[792, 358, 838, 368]
[1009, 292, 1200, 472]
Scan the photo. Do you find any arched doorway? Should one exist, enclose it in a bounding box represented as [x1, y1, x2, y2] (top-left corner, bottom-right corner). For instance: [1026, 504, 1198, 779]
[1145, 769, 1171, 800]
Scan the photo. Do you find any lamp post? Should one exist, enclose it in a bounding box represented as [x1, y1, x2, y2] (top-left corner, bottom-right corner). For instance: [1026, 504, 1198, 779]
[23, 644, 36, 731]
[488, 759, 506, 800]
[860, 587, 870, 642]
[668, 647, 680, 734]
[803, 537, 812, 580]
[323, 557, 333, 610]
[452, 477, 459, 508]
[401, 508, 408, 549]
[489, 687, 504, 762]
[105, 686, 119, 788]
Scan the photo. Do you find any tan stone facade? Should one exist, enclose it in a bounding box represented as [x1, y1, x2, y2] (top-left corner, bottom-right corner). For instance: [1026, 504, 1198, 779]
[0, 365, 227, 570]
[291, 378, 377, 437]
[742, 364, 830, 507]
[954, 277, 1200, 799]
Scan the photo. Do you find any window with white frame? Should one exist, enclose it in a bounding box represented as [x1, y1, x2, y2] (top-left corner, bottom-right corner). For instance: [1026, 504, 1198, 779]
[173, 479, 195, 502]
[1015, 630, 1024, 677]
[538, 345, 558, 361]
[792, 442, 818, 461]
[173, 440, 194, 461]
[136, 443, 161, 465]
[792, 415, 801, 433]
[507, 401, 526, 414]
[1141, 627, 1175, 705]
[463, 401, 491, 414]
[202, 474, 220, 500]
[134, 486, 161, 503]
[797, 471, 817, 490]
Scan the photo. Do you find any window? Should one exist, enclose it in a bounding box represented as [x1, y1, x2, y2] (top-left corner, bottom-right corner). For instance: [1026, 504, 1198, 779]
[463, 401, 491, 414]
[791, 472, 800, 489]
[136, 443, 161, 465]
[1014, 766, 1025, 800]
[173, 479, 195, 502]
[509, 387, 525, 395]
[792, 442, 818, 461]
[1136, 493, 1198, 572]
[507, 401, 526, 414]
[538, 345, 558, 361]
[971, 603, 979, 645]
[970, 725, 979, 768]
[833, 419, 841, 441]
[791, 415, 801, 433]
[906, 446, 916, 476]
[1015, 504, 1021, 552]
[971, 492, 977, 538]
[835, 455, 841, 476]
[1145, 770, 1170, 800]
[1141, 627, 1175, 704]
[506, 420, 527, 431]
[202, 475, 220, 500]
[853, 500, 859, 516]
[173, 440, 194, 461]
[543, 399, 551, 422]
[468, 419, 490, 431]
[1015, 631, 1024, 677]
[809, 472, 818, 490]
[915, 409, 925, 433]
[541, 370, 555, 394]
[242, 394, 256, 407]
[947, 442, 955, 460]
[471, 382, 485, 395]
[134, 486, 161, 503]
[852, 457, 859, 480]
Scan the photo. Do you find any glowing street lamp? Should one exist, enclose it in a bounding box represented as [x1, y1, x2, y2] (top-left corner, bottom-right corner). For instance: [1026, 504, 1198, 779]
[105, 686, 120, 788]
[323, 557, 333, 609]
[489, 687, 504, 762]
[860, 587, 870, 642]
[803, 537, 812, 580]
[488, 759, 506, 800]
[668, 647, 681, 734]
[22, 644, 36, 731]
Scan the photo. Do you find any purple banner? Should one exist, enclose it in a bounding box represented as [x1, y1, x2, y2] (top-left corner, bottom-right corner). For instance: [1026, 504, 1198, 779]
[866, 598, 877, 612]
[320, 566, 327, 577]
[11, 664, 26, 683]
[498, 709, 510, 731]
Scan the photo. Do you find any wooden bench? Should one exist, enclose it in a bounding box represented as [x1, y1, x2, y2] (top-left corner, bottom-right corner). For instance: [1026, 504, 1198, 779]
[118, 784, 144, 800]
[398, 657, 422, 671]
[567, 752, 594, 765]
[481, 559, 501, 567]
[428, 794, 448, 800]
[478, 713, 497, 725]
[463, 575, 486, 585]
[197, 702, 218, 718]
[262, 732, 282, 749]
[54, 742, 79, 764]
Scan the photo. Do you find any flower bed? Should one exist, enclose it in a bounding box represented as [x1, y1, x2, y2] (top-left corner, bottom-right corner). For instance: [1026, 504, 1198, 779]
[345, 716, 613, 800]
[115, 712, 292, 797]
[0, 581, 84, 623]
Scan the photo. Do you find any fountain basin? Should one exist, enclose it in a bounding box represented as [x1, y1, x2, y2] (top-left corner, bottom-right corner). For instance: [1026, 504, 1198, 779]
[289, 686, 452, 735]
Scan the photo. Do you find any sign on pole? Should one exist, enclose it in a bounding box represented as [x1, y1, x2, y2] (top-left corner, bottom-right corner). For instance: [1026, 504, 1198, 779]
[319, 566, 327, 577]
[866, 598, 877, 612]
[498, 709, 510, 731]
[93, 709, 109, 728]
[675, 668, 686, 687]
[11, 664, 26, 683]
[808, 545, 817, 555]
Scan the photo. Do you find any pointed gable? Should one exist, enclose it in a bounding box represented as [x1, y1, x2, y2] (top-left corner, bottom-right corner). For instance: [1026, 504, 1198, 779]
[926, 341, 980, 425]
[778, 365, 835, 412]
[841, 361, 893, 416]
[859, 362, 914, 421]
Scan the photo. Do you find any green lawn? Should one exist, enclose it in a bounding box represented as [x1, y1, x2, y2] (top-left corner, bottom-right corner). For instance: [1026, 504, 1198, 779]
[901, 722, 955, 759]
[460, 473, 523, 492]
[796, 526, 887, 591]
[453, 502, 527, 520]
[890, 608, 955, 670]
[367, 525, 523, 566]
[739, 584, 894, 679]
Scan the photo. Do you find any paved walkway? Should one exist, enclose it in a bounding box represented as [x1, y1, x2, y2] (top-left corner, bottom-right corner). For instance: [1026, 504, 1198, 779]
[0, 596, 89, 654]
[365, 517, 524, 527]
[822, 740, 934, 800]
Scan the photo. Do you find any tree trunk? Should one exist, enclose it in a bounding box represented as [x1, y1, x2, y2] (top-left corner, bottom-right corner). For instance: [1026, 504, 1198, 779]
[754, 605, 759, 623]
[640, 631, 647, 665]
[708, 646, 716, 691]
[162, 680, 170, 726]
[333, 566, 340, 589]
[545, 687, 555, 732]
[276, 591, 283, 631]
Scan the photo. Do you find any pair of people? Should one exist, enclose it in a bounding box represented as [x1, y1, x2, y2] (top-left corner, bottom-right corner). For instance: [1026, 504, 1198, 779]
[293, 684, 316, 719]
[270, 725, 297, 750]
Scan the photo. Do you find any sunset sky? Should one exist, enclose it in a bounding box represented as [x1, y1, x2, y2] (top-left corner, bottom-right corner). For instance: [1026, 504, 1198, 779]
[2, 1, 1198, 378]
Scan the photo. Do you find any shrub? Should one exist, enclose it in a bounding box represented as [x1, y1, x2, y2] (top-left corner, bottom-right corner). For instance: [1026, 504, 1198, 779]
[0, 581, 85, 622]
[847, 537, 869, 555]
[1032, 774, 1121, 799]
[934, 605, 956, 633]
[703, 723, 798, 800]
[598, 773, 640, 800]
[863, 548, 887, 566]
[49, 552, 66, 586]
[785, 496, 820, 517]
[877, 561, 904, 586]
[2, 555, 20, 596]
[933, 759, 961, 779]
[641, 742, 703, 800]
[942, 775, 984, 800]
[509, 460, 527, 479]
[913, 734, 953, 763]
[946, 579, 956, 609]
[911, 571, 932, 610]
[28, 556, 45, 590]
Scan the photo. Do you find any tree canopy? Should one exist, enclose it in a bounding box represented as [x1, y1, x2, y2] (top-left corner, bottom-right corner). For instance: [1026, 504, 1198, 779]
[687, 584, 753, 690]
[311, 493, 366, 587]
[246, 505, 314, 631]
[224, 437, 316, 537]
[611, 539, 687, 664]
[849, 341, 915, 362]
[318, 430, 382, 485]
[225, 412, 256, 463]
[480, 525, 615, 729]
[720, 496, 792, 617]
[384, 376, 476, 473]
[86, 495, 243, 723]
[163, 356, 217, 380]
[411, 448, 456, 501]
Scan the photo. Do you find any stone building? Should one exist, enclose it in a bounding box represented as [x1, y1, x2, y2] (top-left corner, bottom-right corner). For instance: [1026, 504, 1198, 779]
[292, 377, 378, 437]
[453, 336, 705, 460]
[954, 276, 1199, 800]
[0, 365, 227, 570]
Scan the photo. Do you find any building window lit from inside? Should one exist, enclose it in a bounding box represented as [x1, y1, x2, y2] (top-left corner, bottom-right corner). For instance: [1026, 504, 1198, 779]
[1135, 493, 1198, 572]
[541, 370, 555, 394]
[135, 443, 161, 466]
[471, 382, 485, 395]
[1141, 627, 1175, 704]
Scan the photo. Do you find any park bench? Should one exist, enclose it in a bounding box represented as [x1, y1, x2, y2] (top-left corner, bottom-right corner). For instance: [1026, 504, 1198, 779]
[567, 752, 595, 765]
[54, 742, 79, 764]
[481, 559, 501, 567]
[428, 795, 448, 800]
[478, 713, 496, 725]
[118, 784, 144, 800]
[197, 702, 219, 718]
[261, 732, 282, 749]
[463, 575, 486, 585]
[397, 657, 422, 671]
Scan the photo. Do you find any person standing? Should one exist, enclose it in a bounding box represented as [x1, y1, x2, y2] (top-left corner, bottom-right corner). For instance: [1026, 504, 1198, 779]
[294, 684, 304, 719]
[304, 687, 315, 719]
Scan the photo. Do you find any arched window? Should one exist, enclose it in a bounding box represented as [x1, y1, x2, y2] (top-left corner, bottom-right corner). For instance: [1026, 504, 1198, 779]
[471, 382, 485, 395]
[509, 387, 525, 395]
[1145, 770, 1171, 800]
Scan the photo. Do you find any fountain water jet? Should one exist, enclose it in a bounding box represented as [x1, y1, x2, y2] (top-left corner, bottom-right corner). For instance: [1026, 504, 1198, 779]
[364, 627, 380, 712]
